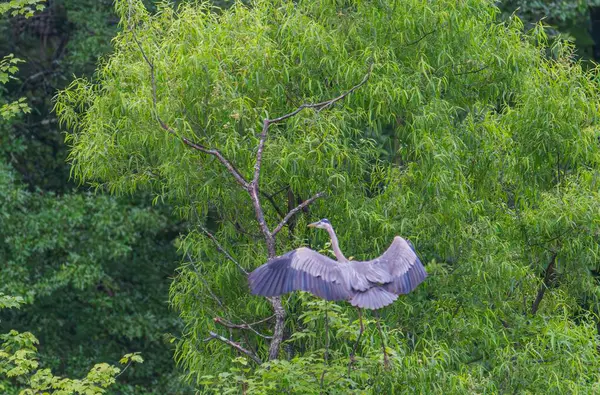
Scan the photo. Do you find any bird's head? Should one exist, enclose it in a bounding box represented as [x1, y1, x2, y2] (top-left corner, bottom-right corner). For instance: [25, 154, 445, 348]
[308, 218, 332, 230]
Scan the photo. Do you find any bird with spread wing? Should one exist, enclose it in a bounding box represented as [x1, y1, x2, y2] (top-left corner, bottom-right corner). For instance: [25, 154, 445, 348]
[248, 218, 427, 309]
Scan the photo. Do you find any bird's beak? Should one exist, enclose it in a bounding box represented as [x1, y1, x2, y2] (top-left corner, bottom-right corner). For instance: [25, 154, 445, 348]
[307, 222, 319, 228]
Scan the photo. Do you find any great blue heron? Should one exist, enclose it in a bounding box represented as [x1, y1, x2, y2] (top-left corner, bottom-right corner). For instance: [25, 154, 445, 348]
[248, 218, 427, 309]
[248, 218, 427, 366]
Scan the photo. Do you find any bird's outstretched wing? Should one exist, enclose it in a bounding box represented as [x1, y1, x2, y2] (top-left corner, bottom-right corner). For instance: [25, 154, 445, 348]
[248, 247, 351, 301]
[360, 236, 427, 295]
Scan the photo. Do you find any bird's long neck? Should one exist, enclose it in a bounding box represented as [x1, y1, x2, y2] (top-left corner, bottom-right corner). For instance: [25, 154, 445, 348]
[326, 226, 348, 262]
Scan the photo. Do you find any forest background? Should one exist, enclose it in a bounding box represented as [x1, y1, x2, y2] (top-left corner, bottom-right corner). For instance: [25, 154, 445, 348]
[2, 0, 600, 393]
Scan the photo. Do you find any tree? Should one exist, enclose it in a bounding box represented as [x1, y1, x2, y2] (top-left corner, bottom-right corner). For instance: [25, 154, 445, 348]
[1, 0, 152, 190]
[0, 160, 191, 393]
[57, 0, 600, 393]
[1, 2, 191, 393]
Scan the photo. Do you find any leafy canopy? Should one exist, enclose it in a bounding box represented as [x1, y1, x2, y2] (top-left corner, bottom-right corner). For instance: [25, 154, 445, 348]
[57, 0, 600, 393]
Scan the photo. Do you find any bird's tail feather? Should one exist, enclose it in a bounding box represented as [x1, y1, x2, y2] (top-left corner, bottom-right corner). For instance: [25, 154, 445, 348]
[350, 287, 398, 310]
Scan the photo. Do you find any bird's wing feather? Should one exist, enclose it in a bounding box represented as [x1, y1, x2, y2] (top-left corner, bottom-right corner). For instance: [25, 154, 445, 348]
[356, 236, 428, 294]
[384, 258, 428, 294]
[248, 247, 351, 301]
[364, 236, 416, 277]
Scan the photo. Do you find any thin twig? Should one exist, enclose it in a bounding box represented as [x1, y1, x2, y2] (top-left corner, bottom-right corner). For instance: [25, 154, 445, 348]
[348, 308, 364, 374]
[402, 28, 437, 47]
[320, 303, 330, 392]
[214, 316, 273, 339]
[224, 216, 263, 239]
[451, 301, 463, 318]
[188, 249, 272, 338]
[527, 228, 573, 250]
[272, 192, 326, 236]
[114, 359, 133, 379]
[205, 331, 262, 365]
[374, 311, 390, 369]
[245, 315, 276, 326]
[272, 185, 292, 197]
[453, 64, 489, 76]
[185, 252, 225, 308]
[199, 226, 249, 275]
[182, 138, 250, 188]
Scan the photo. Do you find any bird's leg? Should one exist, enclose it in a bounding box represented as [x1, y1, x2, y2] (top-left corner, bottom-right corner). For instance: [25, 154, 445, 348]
[320, 302, 330, 390]
[349, 308, 364, 366]
[374, 310, 390, 369]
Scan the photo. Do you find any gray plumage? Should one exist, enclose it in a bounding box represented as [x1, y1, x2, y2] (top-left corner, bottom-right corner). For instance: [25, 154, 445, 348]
[248, 219, 427, 310]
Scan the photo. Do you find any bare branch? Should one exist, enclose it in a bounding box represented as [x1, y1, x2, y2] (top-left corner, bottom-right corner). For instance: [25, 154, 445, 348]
[251, 66, 372, 360]
[374, 311, 390, 369]
[214, 316, 273, 339]
[252, 119, 272, 187]
[248, 185, 276, 253]
[226, 218, 263, 239]
[206, 331, 262, 365]
[271, 185, 292, 198]
[199, 226, 249, 275]
[180, 137, 249, 188]
[129, 29, 158, 112]
[272, 192, 325, 236]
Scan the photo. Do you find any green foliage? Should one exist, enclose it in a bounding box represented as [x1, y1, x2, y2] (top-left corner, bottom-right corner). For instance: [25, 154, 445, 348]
[0, 288, 141, 395]
[0, 0, 125, 189]
[0, 51, 29, 121]
[0, 161, 190, 393]
[0, 330, 143, 395]
[0, 55, 24, 85]
[0, 0, 45, 18]
[498, 0, 600, 57]
[501, 0, 598, 24]
[0, 97, 29, 120]
[57, 0, 600, 393]
[1, 1, 191, 393]
[0, 0, 190, 190]
[0, 161, 166, 303]
[120, 353, 144, 365]
[0, 0, 42, 121]
[0, 295, 25, 310]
